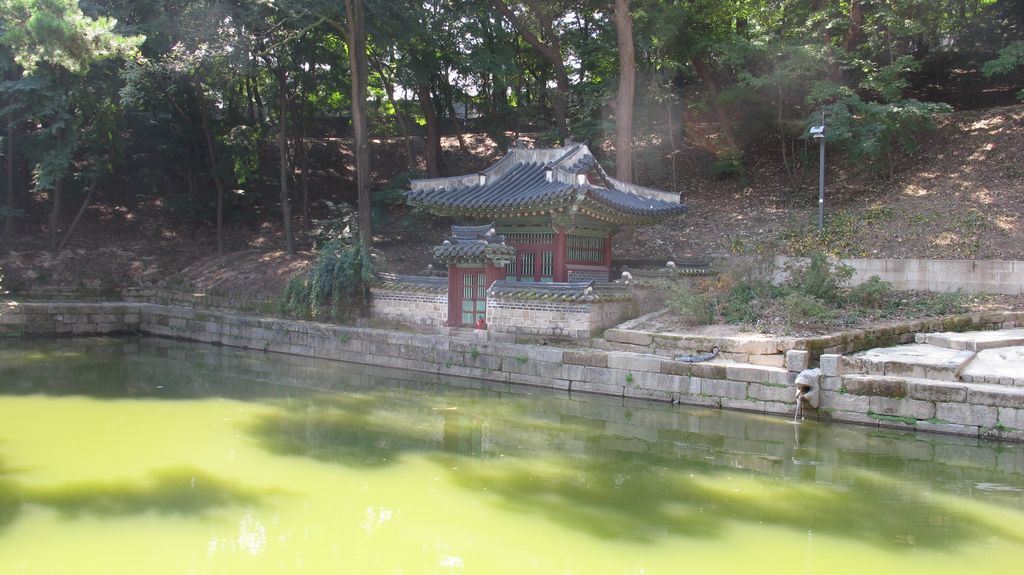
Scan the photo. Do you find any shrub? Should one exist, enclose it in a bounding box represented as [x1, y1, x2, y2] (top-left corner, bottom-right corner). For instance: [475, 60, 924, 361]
[281, 240, 377, 319]
[710, 154, 743, 179]
[788, 251, 853, 303]
[780, 292, 835, 324]
[666, 284, 716, 326]
[722, 279, 780, 324]
[849, 276, 893, 307]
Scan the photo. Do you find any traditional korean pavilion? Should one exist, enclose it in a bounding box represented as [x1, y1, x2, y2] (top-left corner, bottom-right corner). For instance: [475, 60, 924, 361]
[407, 143, 685, 327]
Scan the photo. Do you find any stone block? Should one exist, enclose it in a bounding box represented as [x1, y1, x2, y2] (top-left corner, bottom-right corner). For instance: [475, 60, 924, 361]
[691, 363, 727, 379]
[823, 410, 881, 427]
[764, 401, 794, 416]
[747, 383, 794, 403]
[728, 338, 780, 355]
[571, 380, 625, 397]
[747, 354, 785, 368]
[819, 354, 841, 376]
[785, 350, 809, 372]
[843, 376, 907, 398]
[998, 407, 1024, 430]
[967, 387, 1024, 409]
[721, 398, 766, 413]
[607, 353, 664, 373]
[915, 420, 979, 437]
[604, 329, 653, 347]
[907, 381, 968, 403]
[623, 386, 675, 403]
[820, 376, 844, 391]
[563, 351, 608, 368]
[725, 364, 780, 384]
[935, 403, 998, 427]
[675, 394, 722, 408]
[869, 397, 935, 420]
[821, 390, 870, 413]
[660, 360, 692, 377]
[701, 379, 748, 399]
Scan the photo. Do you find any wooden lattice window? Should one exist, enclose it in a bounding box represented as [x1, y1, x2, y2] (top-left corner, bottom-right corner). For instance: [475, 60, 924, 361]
[460, 271, 487, 325]
[567, 235, 606, 263]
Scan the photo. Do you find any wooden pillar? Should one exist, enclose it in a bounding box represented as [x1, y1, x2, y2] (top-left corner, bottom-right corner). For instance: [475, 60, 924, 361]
[554, 226, 568, 282]
[446, 263, 460, 327]
[485, 262, 503, 289]
[604, 231, 613, 281]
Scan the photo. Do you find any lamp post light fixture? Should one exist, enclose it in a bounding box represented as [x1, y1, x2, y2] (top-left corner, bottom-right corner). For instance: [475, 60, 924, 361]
[810, 123, 826, 233]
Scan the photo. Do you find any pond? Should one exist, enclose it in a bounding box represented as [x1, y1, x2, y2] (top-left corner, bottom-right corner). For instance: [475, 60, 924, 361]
[1, 337, 1022, 574]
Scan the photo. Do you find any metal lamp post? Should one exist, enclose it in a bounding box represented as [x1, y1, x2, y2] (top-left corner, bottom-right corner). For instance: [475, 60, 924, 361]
[810, 123, 825, 233]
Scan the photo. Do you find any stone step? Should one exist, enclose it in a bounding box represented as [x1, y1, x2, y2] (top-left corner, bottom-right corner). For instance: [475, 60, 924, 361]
[850, 344, 975, 382]
[960, 346, 1024, 387]
[916, 328, 1024, 352]
[840, 374, 1024, 407]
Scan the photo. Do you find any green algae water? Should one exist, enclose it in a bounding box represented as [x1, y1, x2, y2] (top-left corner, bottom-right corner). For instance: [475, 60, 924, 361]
[1, 338, 1023, 574]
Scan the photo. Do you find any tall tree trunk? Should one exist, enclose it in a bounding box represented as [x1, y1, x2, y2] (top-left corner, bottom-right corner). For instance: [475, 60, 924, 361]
[372, 59, 415, 171]
[277, 69, 295, 256]
[613, 0, 636, 182]
[296, 118, 311, 234]
[48, 177, 63, 252]
[691, 55, 740, 156]
[666, 97, 677, 194]
[417, 83, 442, 178]
[58, 177, 97, 251]
[843, 0, 864, 53]
[447, 101, 469, 153]
[4, 123, 13, 239]
[345, 0, 372, 246]
[198, 101, 226, 255]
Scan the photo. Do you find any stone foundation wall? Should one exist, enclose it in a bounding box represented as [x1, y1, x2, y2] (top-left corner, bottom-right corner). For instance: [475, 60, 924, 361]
[486, 297, 636, 340]
[369, 288, 447, 327]
[2, 300, 1020, 441]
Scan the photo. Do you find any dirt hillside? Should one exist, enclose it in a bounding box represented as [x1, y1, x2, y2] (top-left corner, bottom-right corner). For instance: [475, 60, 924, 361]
[2, 105, 1022, 298]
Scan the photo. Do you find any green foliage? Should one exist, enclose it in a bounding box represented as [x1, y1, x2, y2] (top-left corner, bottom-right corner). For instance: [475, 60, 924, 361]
[849, 276, 893, 308]
[982, 41, 1024, 102]
[779, 292, 836, 324]
[808, 82, 951, 175]
[373, 171, 421, 230]
[0, 0, 143, 75]
[666, 284, 716, 326]
[787, 251, 854, 304]
[281, 240, 377, 319]
[709, 154, 743, 179]
[722, 279, 778, 324]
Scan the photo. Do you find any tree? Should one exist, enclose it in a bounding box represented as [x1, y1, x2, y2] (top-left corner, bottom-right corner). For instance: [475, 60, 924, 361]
[0, 0, 142, 250]
[613, 0, 635, 182]
[345, 0, 371, 245]
[491, 0, 571, 144]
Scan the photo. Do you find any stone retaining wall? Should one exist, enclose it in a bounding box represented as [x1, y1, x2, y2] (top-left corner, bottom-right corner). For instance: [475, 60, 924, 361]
[771, 257, 1024, 295]
[2, 300, 1020, 441]
[603, 311, 1024, 366]
[809, 353, 1024, 442]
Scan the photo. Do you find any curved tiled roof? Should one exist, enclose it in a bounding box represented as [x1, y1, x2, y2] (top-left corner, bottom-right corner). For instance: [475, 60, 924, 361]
[407, 144, 686, 224]
[488, 280, 631, 302]
[432, 241, 516, 262]
[376, 274, 449, 293]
